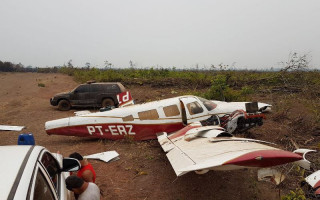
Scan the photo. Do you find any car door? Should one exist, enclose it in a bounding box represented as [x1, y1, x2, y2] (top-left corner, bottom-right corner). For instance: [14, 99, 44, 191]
[39, 151, 71, 200]
[90, 84, 102, 105]
[28, 164, 58, 200]
[70, 85, 92, 105]
[179, 97, 210, 125]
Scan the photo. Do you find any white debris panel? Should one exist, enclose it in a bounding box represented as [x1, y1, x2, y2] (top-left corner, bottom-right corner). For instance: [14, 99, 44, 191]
[0, 125, 25, 131]
[84, 151, 119, 163]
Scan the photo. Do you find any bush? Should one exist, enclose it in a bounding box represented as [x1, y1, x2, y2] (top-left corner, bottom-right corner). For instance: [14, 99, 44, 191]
[38, 83, 45, 87]
[202, 74, 252, 101]
[281, 188, 306, 200]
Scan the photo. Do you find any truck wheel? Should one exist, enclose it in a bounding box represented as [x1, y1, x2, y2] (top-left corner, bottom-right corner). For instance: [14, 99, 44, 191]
[58, 100, 71, 111]
[102, 98, 115, 108]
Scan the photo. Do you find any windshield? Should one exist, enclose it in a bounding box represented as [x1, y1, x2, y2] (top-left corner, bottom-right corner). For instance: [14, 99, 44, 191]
[198, 97, 217, 111]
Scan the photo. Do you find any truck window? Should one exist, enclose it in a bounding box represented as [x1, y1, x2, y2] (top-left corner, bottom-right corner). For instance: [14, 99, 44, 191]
[91, 84, 102, 92]
[74, 85, 89, 93]
[106, 84, 120, 93]
[117, 83, 126, 92]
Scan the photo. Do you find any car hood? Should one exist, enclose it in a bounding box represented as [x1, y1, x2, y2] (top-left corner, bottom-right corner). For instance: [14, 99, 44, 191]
[54, 91, 70, 97]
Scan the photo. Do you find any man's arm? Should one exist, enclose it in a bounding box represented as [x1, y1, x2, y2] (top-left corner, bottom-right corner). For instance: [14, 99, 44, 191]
[81, 170, 94, 182]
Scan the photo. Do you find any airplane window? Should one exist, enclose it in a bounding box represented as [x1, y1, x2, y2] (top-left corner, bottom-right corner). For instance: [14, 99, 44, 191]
[138, 109, 159, 120]
[186, 101, 204, 115]
[198, 97, 217, 111]
[163, 105, 180, 117]
[122, 115, 134, 121]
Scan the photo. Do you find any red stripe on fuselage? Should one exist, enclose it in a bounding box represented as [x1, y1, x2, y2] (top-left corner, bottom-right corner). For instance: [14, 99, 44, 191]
[224, 150, 302, 167]
[314, 180, 320, 190]
[46, 122, 185, 140]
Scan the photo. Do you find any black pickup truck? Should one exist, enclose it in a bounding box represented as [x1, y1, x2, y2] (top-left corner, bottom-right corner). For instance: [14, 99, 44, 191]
[50, 82, 126, 111]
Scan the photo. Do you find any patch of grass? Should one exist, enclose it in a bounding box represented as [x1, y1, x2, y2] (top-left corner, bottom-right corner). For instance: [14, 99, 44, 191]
[123, 135, 135, 144]
[281, 188, 306, 200]
[145, 155, 155, 160]
[37, 83, 45, 87]
[135, 168, 148, 176]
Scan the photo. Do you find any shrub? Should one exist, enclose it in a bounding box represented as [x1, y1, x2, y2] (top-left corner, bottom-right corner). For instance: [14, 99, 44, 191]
[38, 83, 45, 87]
[281, 188, 306, 200]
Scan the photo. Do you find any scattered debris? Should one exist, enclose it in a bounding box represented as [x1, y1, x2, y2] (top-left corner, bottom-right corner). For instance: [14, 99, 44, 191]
[305, 170, 320, 195]
[258, 168, 285, 185]
[84, 151, 119, 163]
[74, 110, 92, 116]
[293, 149, 316, 170]
[0, 125, 25, 131]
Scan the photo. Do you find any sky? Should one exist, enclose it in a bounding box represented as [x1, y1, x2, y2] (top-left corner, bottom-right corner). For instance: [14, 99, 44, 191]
[0, 0, 319, 69]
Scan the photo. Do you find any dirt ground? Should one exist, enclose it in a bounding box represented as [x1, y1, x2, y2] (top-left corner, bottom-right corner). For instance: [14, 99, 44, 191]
[1, 72, 319, 200]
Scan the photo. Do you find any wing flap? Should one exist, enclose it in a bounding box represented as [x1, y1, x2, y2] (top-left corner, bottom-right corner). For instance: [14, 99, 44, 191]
[166, 147, 196, 176]
[157, 132, 175, 152]
[158, 132, 196, 176]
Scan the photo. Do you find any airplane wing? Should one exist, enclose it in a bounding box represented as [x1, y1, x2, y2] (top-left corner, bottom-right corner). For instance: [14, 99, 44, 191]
[158, 124, 303, 176]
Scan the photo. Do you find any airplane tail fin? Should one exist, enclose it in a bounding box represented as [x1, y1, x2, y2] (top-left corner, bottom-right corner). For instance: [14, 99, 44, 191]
[117, 91, 134, 107]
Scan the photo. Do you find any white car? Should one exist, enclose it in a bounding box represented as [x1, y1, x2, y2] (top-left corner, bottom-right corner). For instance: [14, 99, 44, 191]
[0, 145, 80, 200]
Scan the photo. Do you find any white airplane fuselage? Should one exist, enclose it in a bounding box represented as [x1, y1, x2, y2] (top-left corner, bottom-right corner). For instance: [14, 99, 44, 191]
[45, 96, 271, 140]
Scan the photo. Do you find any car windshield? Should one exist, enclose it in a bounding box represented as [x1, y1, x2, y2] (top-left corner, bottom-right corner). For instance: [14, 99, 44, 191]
[198, 97, 217, 111]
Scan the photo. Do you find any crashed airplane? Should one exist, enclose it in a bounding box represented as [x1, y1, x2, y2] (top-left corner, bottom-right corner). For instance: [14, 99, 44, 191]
[45, 94, 316, 179]
[45, 95, 270, 140]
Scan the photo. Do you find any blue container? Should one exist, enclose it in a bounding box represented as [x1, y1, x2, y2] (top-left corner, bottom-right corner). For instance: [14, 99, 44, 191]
[18, 133, 35, 145]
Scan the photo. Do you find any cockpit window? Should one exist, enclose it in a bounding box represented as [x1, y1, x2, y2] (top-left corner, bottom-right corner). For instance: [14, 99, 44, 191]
[186, 101, 204, 115]
[198, 97, 217, 111]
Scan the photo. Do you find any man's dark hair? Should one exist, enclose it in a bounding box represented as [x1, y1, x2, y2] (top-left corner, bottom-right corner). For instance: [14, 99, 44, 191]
[65, 176, 84, 191]
[69, 152, 83, 161]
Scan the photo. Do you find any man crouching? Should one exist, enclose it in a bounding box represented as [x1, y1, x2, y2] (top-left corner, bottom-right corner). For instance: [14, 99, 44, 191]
[66, 175, 101, 200]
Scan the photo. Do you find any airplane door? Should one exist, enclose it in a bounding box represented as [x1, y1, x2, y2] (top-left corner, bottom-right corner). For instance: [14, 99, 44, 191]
[179, 97, 210, 125]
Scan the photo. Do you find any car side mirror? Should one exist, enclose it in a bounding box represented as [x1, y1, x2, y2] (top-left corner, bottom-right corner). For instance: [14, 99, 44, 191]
[62, 158, 81, 172]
